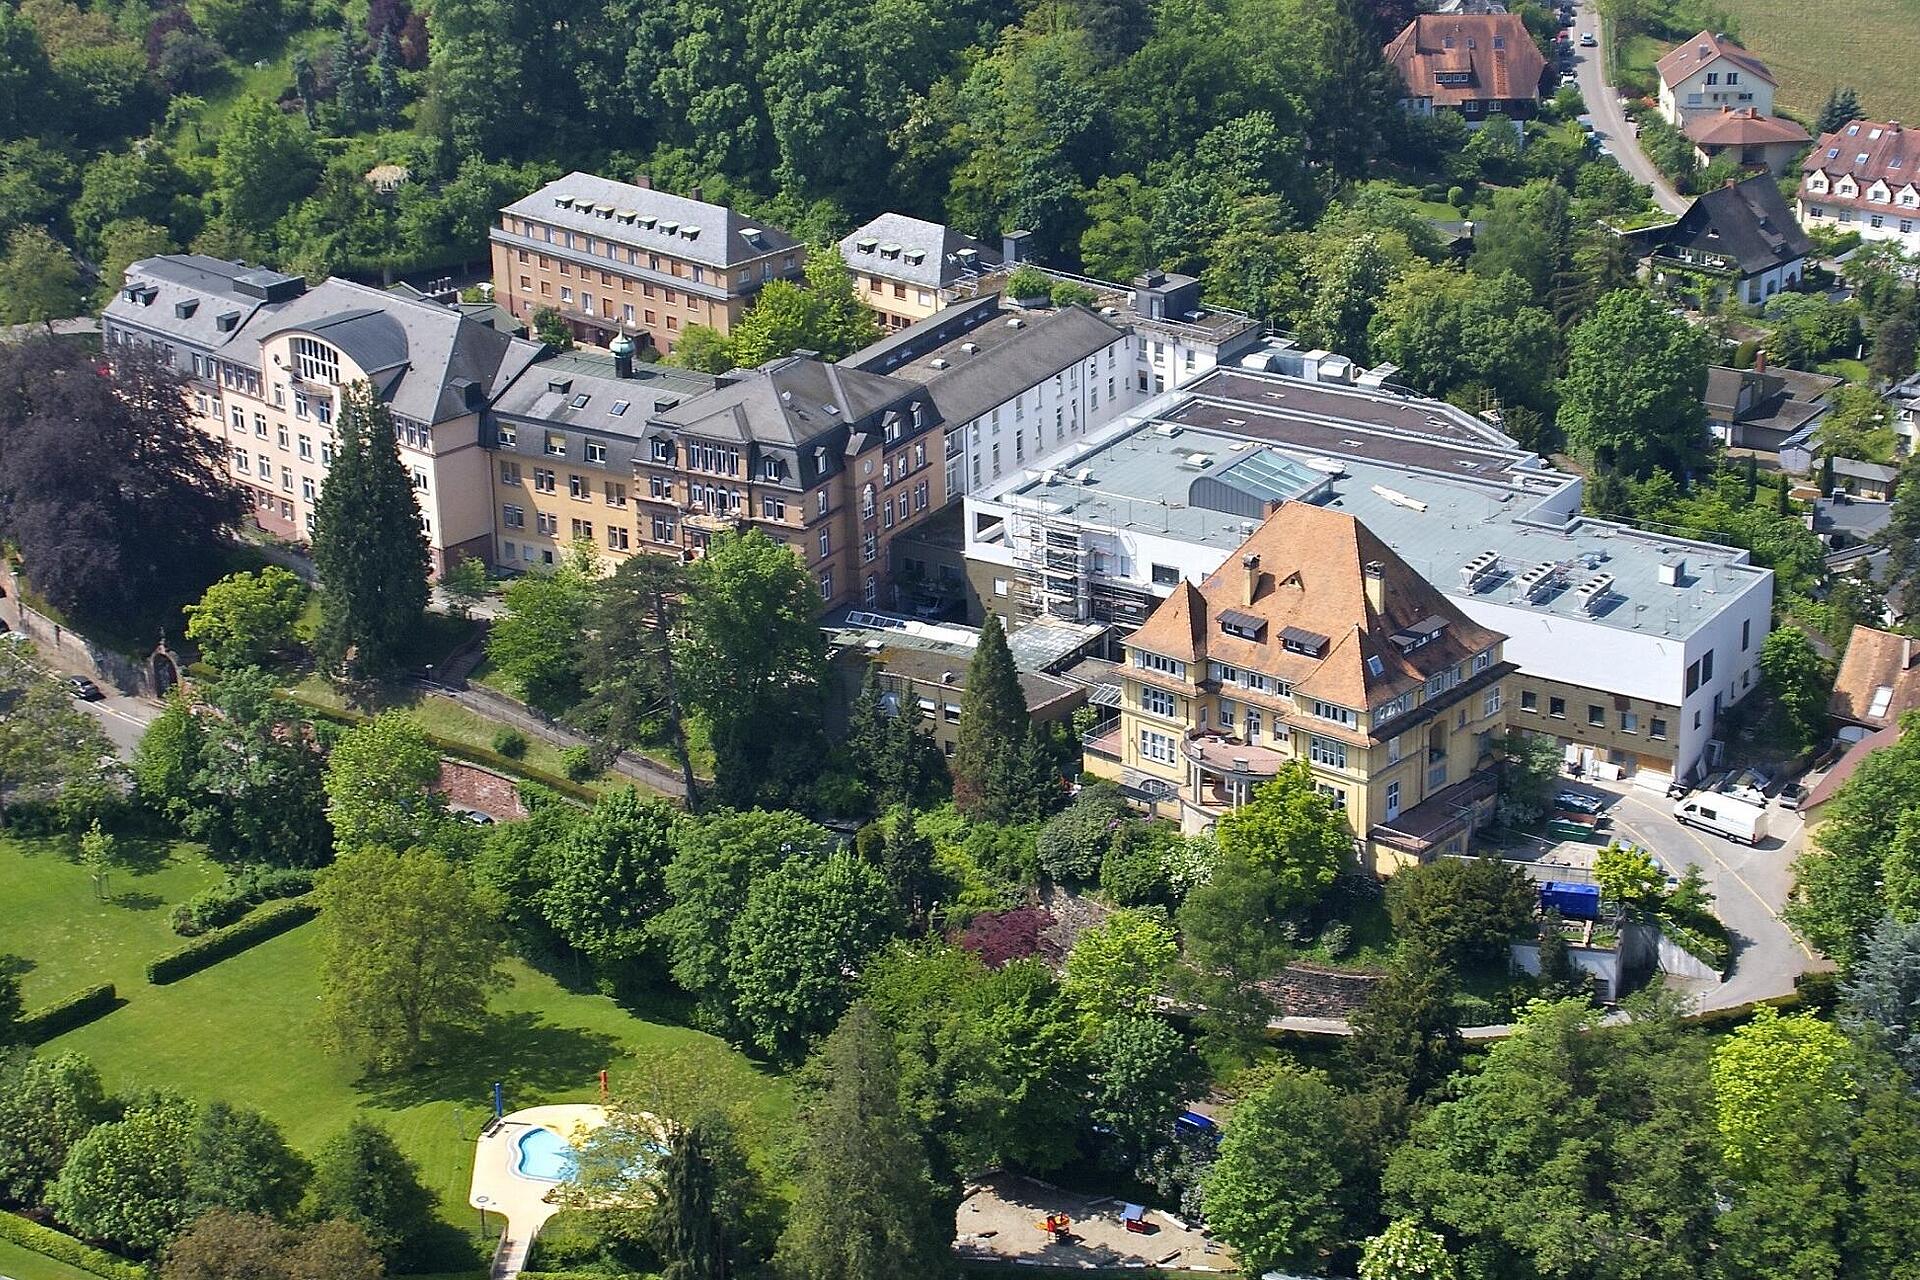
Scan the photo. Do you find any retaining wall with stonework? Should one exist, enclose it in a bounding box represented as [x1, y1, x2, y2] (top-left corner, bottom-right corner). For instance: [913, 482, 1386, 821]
[1261, 964, 1388, 1018]
[436, 760, 531, 822]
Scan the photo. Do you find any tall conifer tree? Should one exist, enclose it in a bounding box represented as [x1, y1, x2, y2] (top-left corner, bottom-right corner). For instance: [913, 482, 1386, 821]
[311, 381, 429, 680]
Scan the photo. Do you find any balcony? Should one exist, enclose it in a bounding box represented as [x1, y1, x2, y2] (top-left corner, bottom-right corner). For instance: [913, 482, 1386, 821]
[1181, 731, 1285, 779]
[681, 505, 743, 534]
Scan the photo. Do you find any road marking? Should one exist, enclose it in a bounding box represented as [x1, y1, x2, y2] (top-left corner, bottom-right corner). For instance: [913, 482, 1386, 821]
[1609, 794, 1817, 961]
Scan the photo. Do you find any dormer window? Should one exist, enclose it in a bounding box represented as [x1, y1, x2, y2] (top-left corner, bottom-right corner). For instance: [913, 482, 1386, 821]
[1281, 626, 1328, 657]
[1218, 609, 1266, 641]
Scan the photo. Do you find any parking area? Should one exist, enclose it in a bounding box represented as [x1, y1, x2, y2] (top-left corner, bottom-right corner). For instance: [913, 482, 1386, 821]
[955, 1172, 1233, 1272]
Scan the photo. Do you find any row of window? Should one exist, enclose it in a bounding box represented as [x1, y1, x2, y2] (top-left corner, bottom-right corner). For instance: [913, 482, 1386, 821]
[1518, 689, 1670, 740]
[1805, 206, 1918, 233]
[508, 223, 796, 287]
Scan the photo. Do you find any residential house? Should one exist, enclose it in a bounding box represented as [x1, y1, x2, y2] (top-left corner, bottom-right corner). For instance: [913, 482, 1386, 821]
[490, 173, 805, 355]
[1830, 624, 1920, 736]
[1799, 120, 1920, 253]
[843, 294, 1141, 501]
[1704, 358, 1838, 453]
[1829, 457, 1900, 501]
[491, 346, 948, 610]
[1109, 501, 1514, 872]
[1684, 107, 1810, 177]
[971, 366, 1775, 791]
[103, 255, 543, 574]
[1383, 13, 1547, 122]
[838, 214, 1005, 329]
[1657, 31, 1776, 124]
[1893, 370, 1920, 454]
[1643, 174, 1811, 306]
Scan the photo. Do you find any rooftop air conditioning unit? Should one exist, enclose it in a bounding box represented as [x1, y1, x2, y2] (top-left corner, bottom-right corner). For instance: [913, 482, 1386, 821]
[1574, 574, 1615, 614]
[1659, 559, 1685, 586]
[961, 342, 979, 354]
[1154, 423, 1183, 437]
[1075, 467, 1094, 483]
[1460, 550, 1500, 592]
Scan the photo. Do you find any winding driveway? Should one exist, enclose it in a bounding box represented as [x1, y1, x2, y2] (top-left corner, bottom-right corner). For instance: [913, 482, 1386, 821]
[1573, 0, 1689, 216]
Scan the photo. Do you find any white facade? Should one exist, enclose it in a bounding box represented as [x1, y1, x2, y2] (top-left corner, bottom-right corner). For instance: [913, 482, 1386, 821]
[944, 332, 1142, 499]
[1799, 170, 1920, 253]
[1659, 60, 1772, 124]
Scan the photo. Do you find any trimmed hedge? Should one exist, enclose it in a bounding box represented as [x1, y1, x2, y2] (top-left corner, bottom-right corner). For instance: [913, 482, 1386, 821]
[147, 898, 317, 985]
[18, 984, 117, 1043]
[169, 866, 315, 936]
[0, 1211, 146, 1280]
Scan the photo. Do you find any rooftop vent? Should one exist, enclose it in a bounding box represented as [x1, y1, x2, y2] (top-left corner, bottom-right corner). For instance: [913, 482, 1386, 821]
[1074, 467, 1094, 483]
[1006, 317, 1025, 329]
[1460, 550, 1501, 592]
[960, 342, 979, 354]
[554, 195, 574, 208]
[929, 358, 950, 370]
[880, 242, 901, 259]
[658, 220, 679, 235]
[1574, 573, 1616, 614]
[1513, 561, 1567, 603]
[547, 378, 573, 394]
[903, 249, 925, 265]
[1153, 423, 1183, 438]
[1658, 559, 1686, 586]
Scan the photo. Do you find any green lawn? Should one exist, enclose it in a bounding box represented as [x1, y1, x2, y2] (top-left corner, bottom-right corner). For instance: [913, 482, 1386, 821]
[0, 837, 223, 1009]
[43, 923, 789, 1268]
[0, 1237, 105, 1280]
[1722, 0, 1920, 126]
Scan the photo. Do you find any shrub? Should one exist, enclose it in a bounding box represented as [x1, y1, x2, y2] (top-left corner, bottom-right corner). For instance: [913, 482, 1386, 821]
[18, 984, 117, 1042]
[1005, 264, 1053, 301]
[169, 866, 316, 936]
[559, 745, 594, 782]
[1318, 921, 1354, 959]
[493, 728, 529, 759]
[1420, 183, 1447, 202]
[1049, 280, 1099, 309]
[955, 906, 1055, 968]
[1452, 993, 1501, 1026]
[1446, 185, 1468, 209]
[0, 1211, 145, 1280]
[147, 898, 316, 984]
[1036, 783, 1129, 883]
[1100, 824, 1172, 906]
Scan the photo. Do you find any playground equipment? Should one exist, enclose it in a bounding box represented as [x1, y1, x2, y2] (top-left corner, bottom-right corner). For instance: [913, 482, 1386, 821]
[1035, 1213, 1073, 1243]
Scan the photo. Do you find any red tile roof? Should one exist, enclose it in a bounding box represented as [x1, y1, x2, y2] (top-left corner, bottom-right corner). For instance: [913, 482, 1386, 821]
[1383, 14, 1547, 110]
[1657, 30, 1776, 90]
[1800, 120, 1920, 216]
[1829, 624, 1920, 729]
[1683, 106, 1810, 147]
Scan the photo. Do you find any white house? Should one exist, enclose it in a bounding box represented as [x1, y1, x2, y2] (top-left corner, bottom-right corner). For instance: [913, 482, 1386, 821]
[1657, 31, 1777, 125]
[1799, 120, 1920, 254]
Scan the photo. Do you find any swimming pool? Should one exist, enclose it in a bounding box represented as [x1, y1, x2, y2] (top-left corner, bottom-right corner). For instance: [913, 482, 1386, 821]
[513, 1126, 579, 1183]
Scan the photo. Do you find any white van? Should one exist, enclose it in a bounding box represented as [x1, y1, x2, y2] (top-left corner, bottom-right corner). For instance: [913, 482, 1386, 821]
[1673, 793, 1767, 844]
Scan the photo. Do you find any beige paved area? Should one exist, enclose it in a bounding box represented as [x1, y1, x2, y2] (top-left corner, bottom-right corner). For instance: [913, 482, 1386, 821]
[469, 1104, 609, 1280]
[955, 1171, 1237, 1272]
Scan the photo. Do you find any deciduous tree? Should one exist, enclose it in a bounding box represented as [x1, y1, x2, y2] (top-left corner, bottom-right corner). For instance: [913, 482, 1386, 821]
[1062, 908, 1177, 1024]
[1558, 290, 1711, 477]
[183, 566, 307, 670]
[48, 1096, 197, 1256]
[315, 844, 505, 1070]
[0, 225, 79, 327]
[162, 1210, 385, 1280]
[1202, 1065, 1354, 1274]
[486, 539, 598, 712]
[323, 711, 445, 853]
[302, 1121, 436, 1264]
[0, 1049, 112, 1205]
[1760, 626, 1835, 752]
[538, 787, 676, 967]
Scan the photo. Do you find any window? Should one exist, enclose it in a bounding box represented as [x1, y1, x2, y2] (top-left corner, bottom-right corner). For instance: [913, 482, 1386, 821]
[536, 512, 556, 535]
[1473, 649, 1493, 673]
[500, 461, 521, 485]
[1521, 689, 1538, 712]
[1218, 701, 1235, 730]
[1312, 700, 1356, 727]
[1374, 692, 1410, 722]
[1549, 696, 1566, 719]
[545, 434, 567, 457]
[586, 441, 607, 464]
[1741, 619, 1750, 651]
[1134, 651, 1186, 679]
[1385, 780, 1401, 818]
[234, 447, 249, 472]
[1387, 735, 1401, 764]
[503, 503, 524, 528]
[571, 518, 593, 540]
[606, 525, 630, 551]
[1650, 717, 1668, 741]
[1701, 649, 1714, 682]
[320, 441, 333, 466]
[818, 529, 832, 559]
[1139, 729, 1177, 764]
[1621, 711, 1639, 734]
[297, 435, 313, 461]
[569, 474, 588, 500]
[1587, 704, 1606, 727]
[498, 425, 517, 448]
[862, 532, 878, 564]
[300, 477, 315, 502]
[653, 516, 676, 542]
[650, 439, 672, 463]
[231, 405, 246, 431]
[1308, 736, 1348, 769]
[1151, 564, 1180, 587]
[1483, 687, 1501, 717]
[649, 474, 672, 501]
[534, 468, 555, 493]
[1141, 687, 1175, 717]
[291, 337, 340, 385]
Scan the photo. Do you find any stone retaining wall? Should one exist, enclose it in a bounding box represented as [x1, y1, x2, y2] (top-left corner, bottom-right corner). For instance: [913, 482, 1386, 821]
[1262, 964, 1388, 1018]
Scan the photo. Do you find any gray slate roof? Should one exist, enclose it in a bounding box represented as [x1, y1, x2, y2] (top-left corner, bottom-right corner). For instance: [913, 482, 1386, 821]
[500, 172, 802, 271]
[1660, 175, 1812, 275]
[653, 355, 929, 448]
[490, 351, 717, 438]
[839, 213, 1002, 289]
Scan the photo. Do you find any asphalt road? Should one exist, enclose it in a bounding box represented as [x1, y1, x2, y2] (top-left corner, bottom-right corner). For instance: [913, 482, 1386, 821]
[1573, 0, 1689, 216]
[79, 690, 161, 759]
[1579, 780, 1823, 1010]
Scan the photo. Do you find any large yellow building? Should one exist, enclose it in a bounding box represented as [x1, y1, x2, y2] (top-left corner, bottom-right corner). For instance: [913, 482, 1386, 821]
[1104, 503, 1514, 874]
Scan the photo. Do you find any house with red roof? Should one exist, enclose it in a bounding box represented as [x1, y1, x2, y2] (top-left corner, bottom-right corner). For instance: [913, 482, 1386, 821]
[1684, 106, 1809, 178]
[1657, 31, 1777, 125]
[1383, 13, 1547, 123]
[1800, 119, 1920, 254]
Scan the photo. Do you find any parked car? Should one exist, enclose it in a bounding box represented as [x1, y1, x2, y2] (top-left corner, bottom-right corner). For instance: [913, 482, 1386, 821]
[1579, 31, 1597, 46]
[63, 676, 102, 701]
[1674, 792, 1768, 844]
[1778, 782, 1810, 810]
[1554, 789, 1605, 814]
[457, 809, 497, 826]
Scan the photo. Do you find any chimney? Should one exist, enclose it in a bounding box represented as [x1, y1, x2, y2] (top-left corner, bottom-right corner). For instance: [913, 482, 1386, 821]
[633, 174, 653, 190]
[1905, 637, 1915, 670]
[1363, 560, 1386, 614]
[690, 185, 702, 202]
[1241, 553, 1260, 606]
